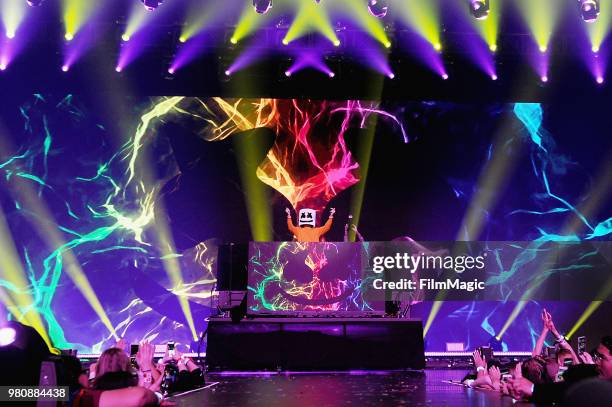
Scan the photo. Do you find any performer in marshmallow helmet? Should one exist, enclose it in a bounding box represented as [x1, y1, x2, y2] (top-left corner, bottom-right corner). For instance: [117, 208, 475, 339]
[285, 207, 335, 242]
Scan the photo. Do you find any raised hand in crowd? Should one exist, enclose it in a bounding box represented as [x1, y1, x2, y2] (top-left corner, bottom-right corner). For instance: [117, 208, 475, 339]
[488, 366, 501, 392]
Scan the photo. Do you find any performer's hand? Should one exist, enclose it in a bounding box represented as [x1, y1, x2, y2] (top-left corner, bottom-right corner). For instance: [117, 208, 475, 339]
[285, 207, 291, 217]
[330, 208, 336, 216]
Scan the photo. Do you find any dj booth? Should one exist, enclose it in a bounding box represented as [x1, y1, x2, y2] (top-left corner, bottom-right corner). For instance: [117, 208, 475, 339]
[206, 317, 425, 371]
[208, 242, 426, 371]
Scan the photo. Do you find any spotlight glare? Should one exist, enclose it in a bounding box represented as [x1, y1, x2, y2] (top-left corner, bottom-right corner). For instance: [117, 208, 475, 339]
[230, 37, 238, 45]
[434, 43, 442, 51]
[469, 0, 490, 20]
[384, 41, 391, 48]
[6, 31, 15, 39]
[388, 72, 395, 79]
[282, 38, 289, 45]
[168, 68, 175, 75]
[27, 0, 46, 6]
[580, 0, 600, 23]
[539, 45, 547, 53]
[541, 75, 548, 82]
[253, 0, 273, 14]
[225, 70, 231, 76]
[489, 44, 497, 52]
[0, 327, 17, 346]
[62, 65, 69, 72]
[328, 71, 335, 78]
[65, 33, 74, 41]
[442, 73, 449, 80]
[285, 70, 291, 77]
[0, 64, 6, 71]
[491, 74, 498, 80]
[333, 40, 341, 47]
[140, 0, 164, 11]
[592, 45, 600, 53]
[597, 76, 604, 84]
[121, 34, 130, 42]
[179, 36, 186, 43]
[368, 0, 389, 18]
[115, 66, 122, 73]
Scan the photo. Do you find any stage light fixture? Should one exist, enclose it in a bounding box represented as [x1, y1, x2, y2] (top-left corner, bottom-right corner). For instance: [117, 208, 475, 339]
[253, 0, 272, 14]
[328, 71, 335, 78]
[541, 75, 548, 82]
[491, 74, 498, 80]
[26, 0, 46, 6]
[0, 327, 16, 346]
[140, 0, 164, 11]
[469, 0, 490, 20]
[597, 76, 604, 84]
[368, 0, 389, 18]
[61, 65, 69, 72]
[285, 70, 292, 77]
[0, 63, 6, 71]
[442, 73, 449, 80]
[579, 0, 600, 23]
[388, 73, 395, 79]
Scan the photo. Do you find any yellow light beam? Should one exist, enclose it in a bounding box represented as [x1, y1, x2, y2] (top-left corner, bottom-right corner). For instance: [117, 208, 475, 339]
[0, 206, 51, 348]
[586, 0, 612, 52]
[395, 0, 441, 49]
[231, 1, 273, 44]
[1, 0, 27, 39]
[233, 132, 273, 241]
[516, 0, 564, 52]
[336, 0, 390, 47]
[62, 0, 97, 39]
[283, 0, 339, 45]
[0, 131, 118, 343]
[153, 217, 199, 342]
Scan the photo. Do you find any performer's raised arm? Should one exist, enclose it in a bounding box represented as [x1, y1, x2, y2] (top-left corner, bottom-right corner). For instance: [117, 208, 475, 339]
[286, 207, 298, 235]
[318, 207, 335, 235]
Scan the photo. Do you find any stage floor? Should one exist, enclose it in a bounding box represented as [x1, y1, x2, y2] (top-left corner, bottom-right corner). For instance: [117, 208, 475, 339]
[167, 370, 534, 407]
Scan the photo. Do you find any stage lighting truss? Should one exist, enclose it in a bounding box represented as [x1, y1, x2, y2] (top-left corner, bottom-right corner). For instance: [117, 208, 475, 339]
[26, 0, 46, 6]
[368, 0, 389, 18]
[579, 0, 600, 23]
[140, 0, 164, 11]
[253, 0, 273, 14]
[469, 0, 490, 20]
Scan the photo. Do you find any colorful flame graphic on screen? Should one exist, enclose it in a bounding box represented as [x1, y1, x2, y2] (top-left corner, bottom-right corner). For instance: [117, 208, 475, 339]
[196, 98, 407, 215]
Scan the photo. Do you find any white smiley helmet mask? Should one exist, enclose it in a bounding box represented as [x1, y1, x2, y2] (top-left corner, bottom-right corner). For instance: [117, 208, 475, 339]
[298, 209, 317, 227]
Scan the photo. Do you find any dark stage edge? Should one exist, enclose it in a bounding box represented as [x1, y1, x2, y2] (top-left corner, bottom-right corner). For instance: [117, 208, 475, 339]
[167, 370, 533, 407]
